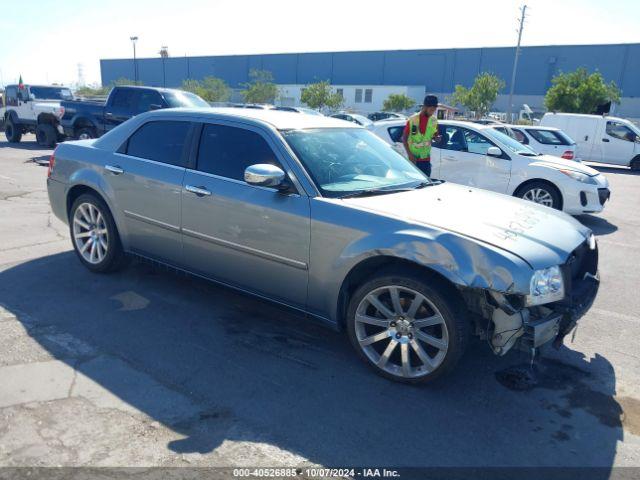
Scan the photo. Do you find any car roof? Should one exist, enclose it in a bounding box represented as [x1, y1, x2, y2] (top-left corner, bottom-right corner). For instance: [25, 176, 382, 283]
[493, 124, 561, 132]
[145, 107, 359, 130]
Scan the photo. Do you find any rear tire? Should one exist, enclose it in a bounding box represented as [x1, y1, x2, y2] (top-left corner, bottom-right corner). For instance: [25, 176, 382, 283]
[76, 127, 96, 140]
[36, 123, 57, 147]
[69, 193, 126, 273]
[631, 156, 640, 172]
[515, 180, 562, 210]
[346, 269, 469, 384]
[5, 120, 22, 143]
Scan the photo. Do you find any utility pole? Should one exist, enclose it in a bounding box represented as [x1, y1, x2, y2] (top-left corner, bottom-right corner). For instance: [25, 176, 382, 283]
[507, 5, 527, 123]
[130, 36, 139, 83]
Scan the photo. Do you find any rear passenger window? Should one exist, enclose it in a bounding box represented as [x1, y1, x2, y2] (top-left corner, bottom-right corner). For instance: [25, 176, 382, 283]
[111, 89, 134, 108]
[512, 129, 529, 144]
[126, 121, 190, 166]
[527, 129, 566, 145]
[197, 124, 281, 182]
[387, 126, 404, 143]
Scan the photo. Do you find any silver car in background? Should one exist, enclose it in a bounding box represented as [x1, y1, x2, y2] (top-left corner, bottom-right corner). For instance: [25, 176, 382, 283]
[47, 108, 599, 383]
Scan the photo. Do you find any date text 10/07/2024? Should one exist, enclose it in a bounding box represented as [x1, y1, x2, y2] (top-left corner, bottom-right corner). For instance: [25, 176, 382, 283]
[232, 468, 401, 478]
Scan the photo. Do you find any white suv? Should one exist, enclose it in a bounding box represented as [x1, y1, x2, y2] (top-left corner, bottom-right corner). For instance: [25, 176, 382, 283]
[1, 84, 70, 147]
[372, 119, 610, 215]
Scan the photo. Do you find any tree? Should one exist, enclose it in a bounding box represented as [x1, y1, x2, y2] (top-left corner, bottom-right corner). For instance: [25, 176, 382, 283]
[449, 72, 505, 118]
[75, 84, 110, 97]
[382, 93, 415, 112]
[181, 77, 231, 102]
[200, 76, 231, 102]
[544, 68, 621, 113]
[300, 80, 343, 111]
[112, 77, 143, 87]
[181, 79, 203, 96]
[241, 69, 278, 104]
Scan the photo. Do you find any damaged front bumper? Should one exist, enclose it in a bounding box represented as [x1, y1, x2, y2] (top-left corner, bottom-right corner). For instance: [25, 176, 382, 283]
[481, 237, 600, 355]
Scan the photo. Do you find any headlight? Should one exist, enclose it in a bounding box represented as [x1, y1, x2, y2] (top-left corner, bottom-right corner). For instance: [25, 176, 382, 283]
[558, 169, 598, 185]
[526, 265, 565, 306]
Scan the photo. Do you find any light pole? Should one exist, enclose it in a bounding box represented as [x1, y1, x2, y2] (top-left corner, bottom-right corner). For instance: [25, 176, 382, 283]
[159, 46, 169, 87]
[507, 5, 527, 123]
[130, 36, 139, 83]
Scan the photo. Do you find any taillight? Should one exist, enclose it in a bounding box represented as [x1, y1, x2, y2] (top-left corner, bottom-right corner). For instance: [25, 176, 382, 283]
[47, 152, 55, 178]
[561, 150, 574, 160]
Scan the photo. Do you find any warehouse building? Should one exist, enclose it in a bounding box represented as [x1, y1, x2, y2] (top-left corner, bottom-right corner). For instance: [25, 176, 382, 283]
[100, 43, 640, 119]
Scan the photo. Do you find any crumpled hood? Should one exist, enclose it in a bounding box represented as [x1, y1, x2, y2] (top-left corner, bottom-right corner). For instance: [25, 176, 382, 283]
[341, 182, 591, 269]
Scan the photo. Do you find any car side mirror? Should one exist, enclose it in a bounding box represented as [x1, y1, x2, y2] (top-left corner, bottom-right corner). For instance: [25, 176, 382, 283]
[244, 164, 287, 189]
[487, 146, 502, 157]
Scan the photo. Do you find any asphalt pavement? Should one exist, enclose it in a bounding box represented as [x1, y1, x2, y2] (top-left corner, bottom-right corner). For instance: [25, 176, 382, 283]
[0, 135, 639, 473]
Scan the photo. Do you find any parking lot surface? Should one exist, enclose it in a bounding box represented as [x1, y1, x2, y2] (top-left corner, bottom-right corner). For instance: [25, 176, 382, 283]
[1, 135, 639, 470]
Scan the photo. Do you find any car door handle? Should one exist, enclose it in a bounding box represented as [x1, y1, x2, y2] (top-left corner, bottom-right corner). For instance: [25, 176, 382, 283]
[105, 112, 113, 117]
[602, 138, 610, 142]
[105, 164, 124, 175]
[443, 156, 457, 161]
[185, 185, 211, 196]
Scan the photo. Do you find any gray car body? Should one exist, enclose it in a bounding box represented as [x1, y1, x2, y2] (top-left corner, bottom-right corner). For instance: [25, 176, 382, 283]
[47, 108, 592, 329]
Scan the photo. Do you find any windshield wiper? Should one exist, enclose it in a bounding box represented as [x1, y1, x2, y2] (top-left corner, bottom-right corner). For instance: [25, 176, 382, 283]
[338, 188, 402, 199]
[338, 181, 434, 199]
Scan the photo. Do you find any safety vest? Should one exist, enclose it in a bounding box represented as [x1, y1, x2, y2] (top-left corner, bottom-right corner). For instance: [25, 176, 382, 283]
[407, 113, 438, 159]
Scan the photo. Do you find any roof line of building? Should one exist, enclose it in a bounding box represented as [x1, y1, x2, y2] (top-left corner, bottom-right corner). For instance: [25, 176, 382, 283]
[100, 42, 640, 63]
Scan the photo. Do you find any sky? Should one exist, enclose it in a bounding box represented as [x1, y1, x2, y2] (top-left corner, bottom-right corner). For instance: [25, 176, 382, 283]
[1, 0, 639, 87]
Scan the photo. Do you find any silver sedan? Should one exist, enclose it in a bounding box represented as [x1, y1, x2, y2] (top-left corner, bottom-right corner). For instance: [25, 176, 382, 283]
[47, 108, 599, 383]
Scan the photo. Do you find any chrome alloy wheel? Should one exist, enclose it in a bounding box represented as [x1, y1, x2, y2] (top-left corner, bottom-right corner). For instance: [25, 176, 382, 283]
[72, 202, 109, 264]
[522, 187, 554, 207]
[354, 285, 449, 379]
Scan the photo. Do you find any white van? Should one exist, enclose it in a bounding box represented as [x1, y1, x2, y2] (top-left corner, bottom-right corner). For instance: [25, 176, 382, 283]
[541, 113, 640, 170]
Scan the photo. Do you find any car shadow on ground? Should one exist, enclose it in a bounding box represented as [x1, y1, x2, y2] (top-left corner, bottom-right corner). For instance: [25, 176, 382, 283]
[0, 252, 625, 472]
[0, 141, 49, 151]
[577, 214, 618, 236]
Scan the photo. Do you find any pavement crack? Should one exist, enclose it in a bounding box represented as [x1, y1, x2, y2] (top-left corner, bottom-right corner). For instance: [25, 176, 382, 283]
[0, 191, 33, 201]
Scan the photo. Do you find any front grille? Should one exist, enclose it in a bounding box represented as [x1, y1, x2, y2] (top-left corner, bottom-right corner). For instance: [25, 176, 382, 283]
[566, 239, 598, 283]
[598, 188, 610, 206]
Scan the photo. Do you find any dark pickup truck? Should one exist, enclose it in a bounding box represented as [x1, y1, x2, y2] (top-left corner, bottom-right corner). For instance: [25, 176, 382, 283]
[60, 86, 210, 139]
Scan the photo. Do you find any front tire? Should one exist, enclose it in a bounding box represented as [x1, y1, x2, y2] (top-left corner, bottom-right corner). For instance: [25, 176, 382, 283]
[5, 120, 22, 143]
[515, 181, 562, 210]
[346, 270, 469, 384]
[36, 123, 57, 147]
[69, 194, 126, 273]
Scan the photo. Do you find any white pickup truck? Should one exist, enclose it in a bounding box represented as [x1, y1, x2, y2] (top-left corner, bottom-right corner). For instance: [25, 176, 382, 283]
[1, 84, 70, 147]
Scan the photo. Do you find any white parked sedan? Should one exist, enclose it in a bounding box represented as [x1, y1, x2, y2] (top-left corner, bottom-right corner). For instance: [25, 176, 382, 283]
[490, 124, 578, 161]
[372, 119, 610, 214]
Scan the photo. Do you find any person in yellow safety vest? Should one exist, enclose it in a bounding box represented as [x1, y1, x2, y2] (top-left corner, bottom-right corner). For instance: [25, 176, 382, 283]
[401, 95, 441, 177]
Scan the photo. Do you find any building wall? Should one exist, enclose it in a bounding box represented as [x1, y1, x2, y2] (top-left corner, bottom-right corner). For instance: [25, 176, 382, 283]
[101, 43, 640, 117]
[278, 84, 425, 113]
